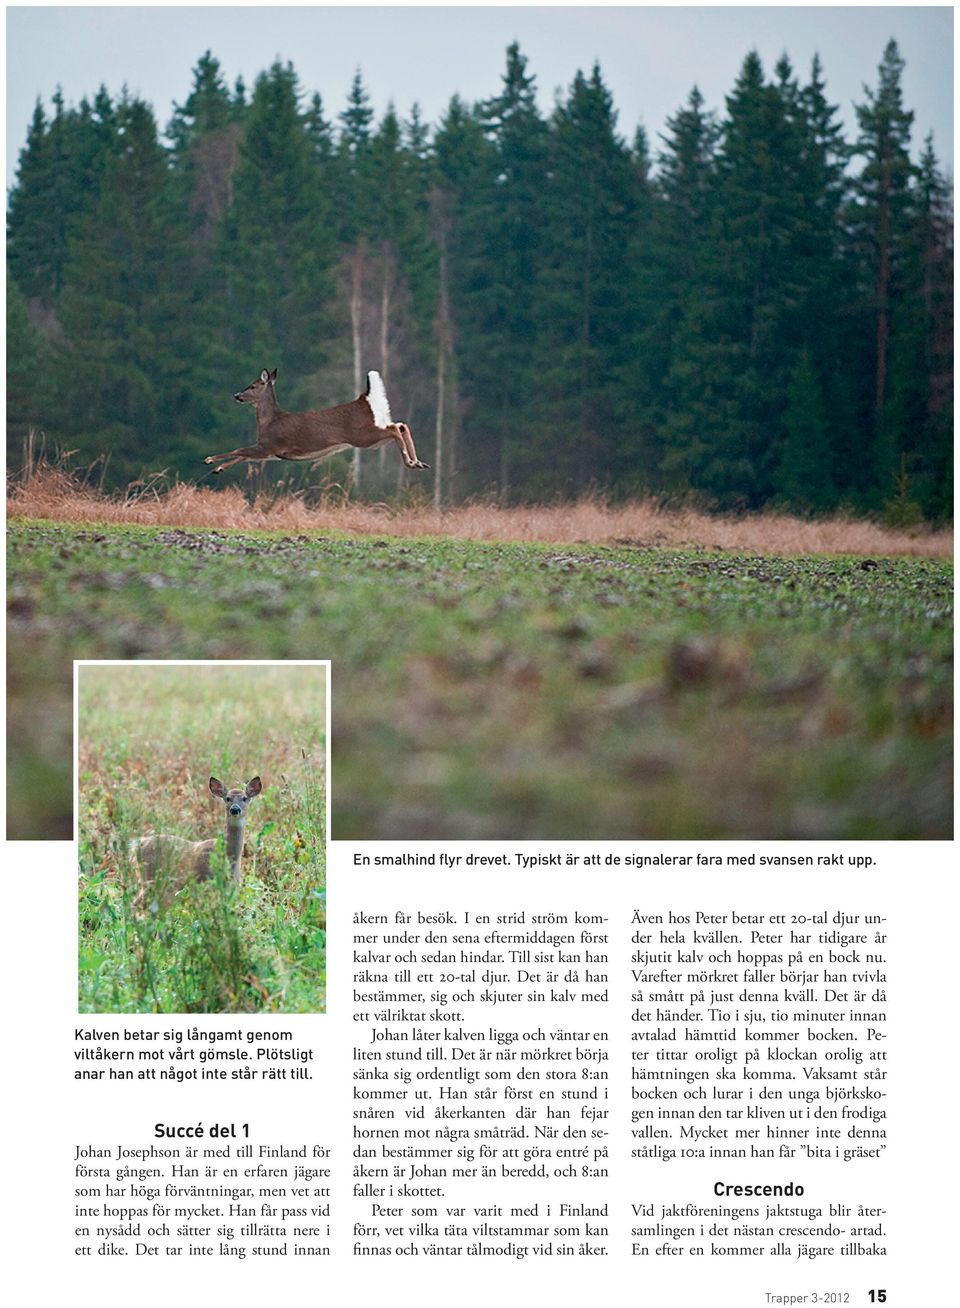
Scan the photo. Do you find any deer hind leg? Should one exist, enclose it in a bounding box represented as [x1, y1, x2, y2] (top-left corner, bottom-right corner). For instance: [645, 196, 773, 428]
[391, 423, 429, 470]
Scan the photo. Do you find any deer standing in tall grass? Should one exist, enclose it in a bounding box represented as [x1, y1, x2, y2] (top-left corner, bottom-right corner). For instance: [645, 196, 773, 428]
[202, 369, 429, 475]
[129, 776, 262, 905]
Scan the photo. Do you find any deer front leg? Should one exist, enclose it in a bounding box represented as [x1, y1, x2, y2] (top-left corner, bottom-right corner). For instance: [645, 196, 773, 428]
[392, 423, 429, 470]
[202, 446, 267, 474]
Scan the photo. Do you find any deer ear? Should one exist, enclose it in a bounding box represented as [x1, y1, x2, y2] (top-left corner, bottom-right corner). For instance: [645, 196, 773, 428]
[259, 370, 269, 382]
[246, 776, 262, 798]
[209, 777, 227, 798]
[269, 368, 278, 381]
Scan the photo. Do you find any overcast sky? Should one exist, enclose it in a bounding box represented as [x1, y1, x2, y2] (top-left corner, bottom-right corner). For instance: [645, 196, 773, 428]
[5, 4, 954, 186]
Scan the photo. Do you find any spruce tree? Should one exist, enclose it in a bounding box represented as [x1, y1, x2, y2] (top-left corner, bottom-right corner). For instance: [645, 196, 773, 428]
[533, 64, 638, 492]
[850, 39, 916, 496]
[54, 96, 197, 478]
[167, 52, 238, 246]
[793, 54, 857, 501]
[305, 93, 335, 162]
[231, 76, 247, 120]
[8, 88, 117, 304]
[658, 87, 717, 238]
[340, 70, 374, 151]
[716, 52, 801, 434]
[337, 68, 377, 246]
[662, 53, 804, 502]
[632, 85, 719, 489]
[168, 50, 232, 159]
[432, 95, 497, 499]
[7, 100, 52, 298]
[218, 61, 333, 407]
[472, 42, 549, 497]
[404, 103, 431, 174]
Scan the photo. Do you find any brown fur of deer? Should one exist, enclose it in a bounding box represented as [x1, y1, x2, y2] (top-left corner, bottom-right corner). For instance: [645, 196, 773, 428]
[129, 776, 262, 906]
[202, 369, 428, 474]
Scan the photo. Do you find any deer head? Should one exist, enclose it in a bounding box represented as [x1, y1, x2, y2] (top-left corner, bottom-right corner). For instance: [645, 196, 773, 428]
[234, 369, 278, 405]
[209, 775, 262, 823]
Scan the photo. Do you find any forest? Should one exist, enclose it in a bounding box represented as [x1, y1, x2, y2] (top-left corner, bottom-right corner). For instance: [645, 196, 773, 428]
[6, 39, 954, 518]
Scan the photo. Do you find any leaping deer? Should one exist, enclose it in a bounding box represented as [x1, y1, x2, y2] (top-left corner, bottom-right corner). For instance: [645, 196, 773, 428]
[203, 369, 429, 474]
[129, 776, 262, 904]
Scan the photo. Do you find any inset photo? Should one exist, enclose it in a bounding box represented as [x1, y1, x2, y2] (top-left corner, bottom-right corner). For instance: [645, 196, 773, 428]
[76, 660, 328, 1014]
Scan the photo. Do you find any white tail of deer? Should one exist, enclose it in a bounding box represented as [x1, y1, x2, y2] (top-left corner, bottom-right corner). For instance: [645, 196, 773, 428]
[202, 369, 428, 474]
[129, 776, 262, 905]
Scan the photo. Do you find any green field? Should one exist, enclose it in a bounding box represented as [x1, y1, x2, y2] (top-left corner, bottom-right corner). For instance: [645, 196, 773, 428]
[76, 662, 326, 1013]
[8, 519, 953, 841]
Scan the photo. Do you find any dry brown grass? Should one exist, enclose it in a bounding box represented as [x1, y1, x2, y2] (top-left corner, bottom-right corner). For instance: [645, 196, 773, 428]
[7, 464, 952, 558]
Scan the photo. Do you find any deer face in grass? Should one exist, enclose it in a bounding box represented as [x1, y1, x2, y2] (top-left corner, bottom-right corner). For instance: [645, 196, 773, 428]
[234, 369, 277, 404]
[209, 776, 262, 825]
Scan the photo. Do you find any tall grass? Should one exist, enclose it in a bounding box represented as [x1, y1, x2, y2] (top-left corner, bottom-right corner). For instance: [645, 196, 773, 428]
[8, 457, 951, 558]
[78, 664, 327, 1013]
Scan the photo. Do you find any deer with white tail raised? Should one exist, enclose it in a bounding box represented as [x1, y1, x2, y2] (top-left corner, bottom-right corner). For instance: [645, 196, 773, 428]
[129, 776, 262, 904]
[202, 369, 429, 474]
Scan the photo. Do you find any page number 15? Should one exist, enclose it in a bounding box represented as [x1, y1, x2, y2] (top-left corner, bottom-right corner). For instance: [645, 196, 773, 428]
[868, 1293, 887, 1303]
